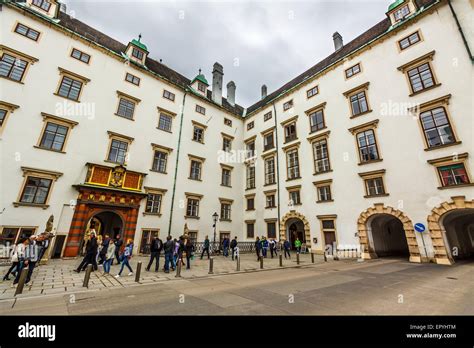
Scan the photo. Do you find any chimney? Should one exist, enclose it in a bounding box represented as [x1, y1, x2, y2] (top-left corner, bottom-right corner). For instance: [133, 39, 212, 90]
[333, 32, 343, 51]
[261, 84, 267, 99]
[212, 62, 224, 105]
[226, 81, 236, 107]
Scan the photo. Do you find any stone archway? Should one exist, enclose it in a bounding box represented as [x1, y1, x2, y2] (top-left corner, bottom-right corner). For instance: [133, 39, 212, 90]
[357, 203, 421, 263]
[280, 211, 311, 248]
[427, 196, 474, 265]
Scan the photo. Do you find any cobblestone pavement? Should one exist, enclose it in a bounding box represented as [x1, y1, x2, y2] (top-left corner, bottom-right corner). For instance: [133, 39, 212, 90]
[0, 252, 325, 300]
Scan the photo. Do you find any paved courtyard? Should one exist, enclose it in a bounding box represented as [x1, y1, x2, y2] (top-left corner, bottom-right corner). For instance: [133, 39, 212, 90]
[0, 252, 321, 300]
[0, 257, 472, 315]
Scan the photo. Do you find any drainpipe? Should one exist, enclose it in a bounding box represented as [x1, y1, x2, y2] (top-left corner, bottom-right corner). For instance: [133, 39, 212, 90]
[272, 102, 282, 237]
[448, 0, 473, 61]
[167, 91, 187, 236]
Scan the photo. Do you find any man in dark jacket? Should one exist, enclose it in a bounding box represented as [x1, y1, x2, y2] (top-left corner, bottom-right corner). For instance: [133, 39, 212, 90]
[185, 238, 194, 270]
[255, 237, 261, 261]
[146, 235, 163, 272]
[200, 235, 210, 259]
[222, 237, 229, 257]
[74, 232, 98, 272]
[113, 234, 123, 265]
[163, 236, 174, 273]
[283, 239, 291, 259]
[230, 236, 238, 260]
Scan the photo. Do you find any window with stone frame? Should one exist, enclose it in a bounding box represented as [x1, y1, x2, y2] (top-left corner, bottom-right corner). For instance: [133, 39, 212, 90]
[246, 223, 255, 238]
[220, 202, 232, 221]
[307, 85, 319, 98]
[0, 47, 37, 83]
[246, 197, 255, 210]
[284, 122, 297, 143]
[263, 131, 275, 151]
[313, 138, 331, 173]
[264, 156, 276, 185]
[186, 198, 200, 217]
[190, 160, 202, 180]
[407, 63, 435, 94]
[345, 63, 361, 78]
[246, 165, 256, 189]
[15, 23, 40, 41]
[221, 168, 231, 187]
[289, 189, 301, 205]
[317, 185, 332, 202]
[145, 193, 162, 214]
[108, 139, 128, 164]
[359, 169, 387, 198]
[265, 193, 276, 208]
[356, 129, 379, 163]
[163, 89, 175, 101]
[158, 113, 172, 132]
[222, 136, 232, 152]
[309, 109, 325, 133]
[193, 125, 205, 143]
[267, 222, 277, 239]
[264, 111, 272, 122]
[286, 148, 300, 179]
[420, 107, 456, 148]
[398, 31, 421, 50]
[20, 176, 52, 205]
[32, 0, 51, 12]
[39, 122, 69, 152]
[71, 48, 91, 64]
[152, 150, 167, 173]
[125, 72, 140, 86]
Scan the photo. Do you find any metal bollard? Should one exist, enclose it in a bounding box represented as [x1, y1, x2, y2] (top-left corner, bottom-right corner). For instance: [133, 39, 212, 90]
[14, 268, 29, 296]
[311, 252, 315, 263]
[82, 264, 93, 288]
[296, 253, 300, 265]
[208, 257, 214, 274]
[279, 254, 283, 267]
[259, 256, 263, 269]
[324, 252, 327, 262]
[334, 249, 340, 261]
[135, 261, 142, 282]
[175, 260, 182, 278]
[236, 256, 240, 271]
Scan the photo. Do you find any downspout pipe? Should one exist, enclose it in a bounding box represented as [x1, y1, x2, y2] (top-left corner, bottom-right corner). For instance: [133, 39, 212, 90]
[167, 91, 187, 236]
[272, 103, 282, 238]
[448, 0, 473, 61]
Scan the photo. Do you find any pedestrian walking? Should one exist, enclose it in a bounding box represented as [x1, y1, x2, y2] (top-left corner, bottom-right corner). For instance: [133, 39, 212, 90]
[262, 237, 269, 258]
[200, 235, 210, 259]
[295, 237, 302, 254]
[185, 238, 194, 270]
[254, 237, 261, 261]
[178, 236, 186, 267]
[172, 238, 179, 271]
[113, 234, 123, 265]
[115, 239, 134, 278]
[146, 235, 163, 272]
[98, 234, 110, 265]
[74, 232, 98, 273]
[103, 240, 116, 274]
[3, 239, 25, 281]
[222, 237, 229, 257]
[269, 238, 278, 258]
[24, 235, 41, 284]
[230, 236, 238, 260]
[283, 239, 291, 259]
[13, 239, 30, 285]
[163, 236, 174, 273]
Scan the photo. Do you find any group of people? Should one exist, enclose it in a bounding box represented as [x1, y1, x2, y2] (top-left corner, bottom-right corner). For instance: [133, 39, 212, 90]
[254, 236, 303, 261]
[146, 234, 196, 273]
[221, 236, 239, 260]
[2, 233, 53, 286]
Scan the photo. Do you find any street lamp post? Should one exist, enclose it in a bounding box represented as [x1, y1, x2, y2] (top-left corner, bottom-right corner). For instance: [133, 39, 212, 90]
[212, 212, 218, 254]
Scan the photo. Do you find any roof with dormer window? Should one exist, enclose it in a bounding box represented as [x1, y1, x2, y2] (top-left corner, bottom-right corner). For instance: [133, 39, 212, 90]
[191, 73, 209, 86]
[388, 0, 406, 11]
[130, 38, 148, 52]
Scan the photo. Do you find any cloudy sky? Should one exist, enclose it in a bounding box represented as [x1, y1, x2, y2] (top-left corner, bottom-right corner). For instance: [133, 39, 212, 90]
[62, 0, 393, 107]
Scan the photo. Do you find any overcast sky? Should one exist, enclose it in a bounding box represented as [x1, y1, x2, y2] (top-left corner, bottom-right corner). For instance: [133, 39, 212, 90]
[62, 0, 393, 107]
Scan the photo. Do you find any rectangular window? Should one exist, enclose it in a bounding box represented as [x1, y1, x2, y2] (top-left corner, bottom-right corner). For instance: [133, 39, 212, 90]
[221, 168, 231, 187]
[116, 98, 135, 119]
[438, 164, 469, 187]
[264, 111, 272, 122]
[0, 109, 6, 126]
[223, 137, 232, 152]
[420, 107, 455, 148]
[220, 203, 231, 221]
[394, 5, 410, 21]
[309, 109, 325, 133]
[71, 48, 91, 64]
[345, 63, 361, 78]
[108, 139, 128, 164]
[365, 177, 385, 196]
[188, 231, 198, 245]
[287, 149, 300, 179]
[247, 121, 254, 130]
[357, 130, 379, 162]
[283, 100, 293, 111]
[152, 151, 167, 173]
[246, 197, 255, 210]
[39, 122, 68, 151]
[246, 141, 255, 158]
[266, 194, 276, 208]
[0, 54, 28, 82]
[407, 63, 435, 93]
[267, 222, 276, 239]
[263, 132, 274, 151]
[32, 0, 51, 11]
[132, 47, 144, 60]
[289, 190, 301, 205]
[145, 193, 162, 214]
[158, 113, 172, 132]
[313, 139, 331, 173]
[307, 86, 319, 98]
[163, 89, 175, 101]
[57, 76, 83, 101]
[246, 165, 255, 189]
[224, 118, 232, 127]
[399, 31, 420, 50]
[186, 198, 199, 217]
[193, 126, 204, 143]
[125, 72, 140, 86]
[190, 160, 202, 180]
[264, 157, 276, 185]
[196, 105, 206, 115]
[246, 223, 255, 238]
[20, 176, 52, 205]
[198, 82, 206, 92]
[350, 91, 368, 116]
[15, 23, 40, 41]
[317, 185, 332, 202]
[284, 122, 297, 143]
[1, 227, 35, 248]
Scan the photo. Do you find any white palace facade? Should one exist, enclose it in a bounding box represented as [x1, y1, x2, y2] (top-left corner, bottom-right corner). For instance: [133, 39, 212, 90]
[0, 0, 473, 264]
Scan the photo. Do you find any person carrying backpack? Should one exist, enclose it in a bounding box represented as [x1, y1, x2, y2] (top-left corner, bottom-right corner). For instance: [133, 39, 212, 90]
[283, 239, 291, 259]
[146, 235, 163, 272]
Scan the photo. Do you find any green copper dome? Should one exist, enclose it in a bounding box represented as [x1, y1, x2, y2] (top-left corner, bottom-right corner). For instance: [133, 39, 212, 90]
[388, 0, 405, 12]
[191, 73, 209, 86]
[131, 38, 148, 52]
